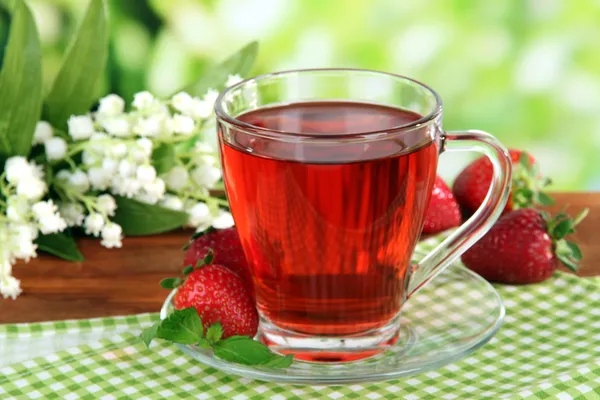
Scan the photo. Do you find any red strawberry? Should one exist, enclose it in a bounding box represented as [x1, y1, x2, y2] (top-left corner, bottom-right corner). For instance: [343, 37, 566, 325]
[453, 149, 551, 216]
[462, 208, 587, 284]
[171, 255, 258, 338]
[183, 227, 252, 290]
[422, 176, 462, 234]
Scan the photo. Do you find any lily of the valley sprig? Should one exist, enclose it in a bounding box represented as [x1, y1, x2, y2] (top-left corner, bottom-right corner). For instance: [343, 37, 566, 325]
[0, 0, 258, 299]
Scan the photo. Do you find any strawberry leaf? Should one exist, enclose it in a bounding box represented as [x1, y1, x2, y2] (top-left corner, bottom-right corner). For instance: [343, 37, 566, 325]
[535, 192, 554, 206]
[156, 308, 204, 345]
[573, 208, 589, 227]
[190, 227, 216, 241]
[140, 321, 160, 348]
[203, 249, 215, 265]
[519, 152, 532, 171]
[565, 241, 582, 261]
[182, 265, 194, 276]
[160, 277, 182, 289]
[557, 254, 579, 272]
[197, 338, 211, 349]
[553, 219, 575, 240]
[206, 322, 223, 343]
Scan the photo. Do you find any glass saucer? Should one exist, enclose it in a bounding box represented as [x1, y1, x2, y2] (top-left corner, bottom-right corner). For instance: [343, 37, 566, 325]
[159, 263, 504, 384]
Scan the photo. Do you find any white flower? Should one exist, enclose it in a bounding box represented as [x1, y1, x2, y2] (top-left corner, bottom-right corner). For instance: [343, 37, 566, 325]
[171, 92, 194, 114]
[204, 89, 219, 107]
[0, 274, 21, 300]
[226, 74, 243, 87]
[6, 196, 29, 222]
[101, 222, 123, 248]
[132, 91, 156, 111]
[194, 142, 215, 153]
[68, 169, 90, 193]
[133, 115, 163, 137]
[212, 210, 235, 229]
[186, 202, 212, 230]
[68, 115, 95, 140]
[109, 142, 128, 159]
[55, 169, 71, 181]
[194, 154, 217, 167]
[33, 121, 54, 144]
[84, 213, 105, 236]
[59, 202, 85, 227]
[82, 150, 100, 166]
[136, 165, 157, 185]
[16, 178, 46, 201]
[111, 176, 141, 198]
[102, 118, 130, 137]
[167, 114, 195, 135]
[97, 94, 125, 116]
[165, 166, 189, 191]
[190, 98, 213, 120]
[44, 137, 68, 161]
[96, 194, 117, 217]
[160, 194, 184, 211]
[32, 200, 67, 234]
[88, 167, 111, 190]
[141, 178, 165, 204]
[136, 138, 153, 156]
[118, 159, 136, 178]
[102, 158, 118, 175]
[5, 157, 43, 184]
[9, 223, 38, 261]
[191, 164, 222, 188]
[88, 132, 110, 153]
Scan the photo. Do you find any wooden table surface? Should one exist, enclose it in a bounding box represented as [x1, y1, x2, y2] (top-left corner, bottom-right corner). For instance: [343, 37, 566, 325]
[1, 192, 597, 324]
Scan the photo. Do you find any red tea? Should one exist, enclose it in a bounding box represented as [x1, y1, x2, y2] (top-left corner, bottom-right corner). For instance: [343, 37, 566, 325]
[219, 101, 438, 336]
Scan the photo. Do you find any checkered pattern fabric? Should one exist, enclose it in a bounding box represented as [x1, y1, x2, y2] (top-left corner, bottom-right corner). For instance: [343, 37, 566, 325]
[1, 242, 599, 399]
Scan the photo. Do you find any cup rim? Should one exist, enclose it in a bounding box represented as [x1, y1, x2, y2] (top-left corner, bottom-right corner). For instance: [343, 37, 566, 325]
[214, 68, 443, 139]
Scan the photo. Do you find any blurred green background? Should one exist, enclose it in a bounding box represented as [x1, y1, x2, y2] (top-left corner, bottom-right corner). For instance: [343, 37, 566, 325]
[26, 0, 600, 189]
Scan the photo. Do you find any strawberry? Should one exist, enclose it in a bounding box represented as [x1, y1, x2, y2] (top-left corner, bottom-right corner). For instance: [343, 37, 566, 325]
[182, 227, 252, 290]
[462, 208, 587, 284]
[453, 149, 552, 216]
[422, 176, 462, 234]
[164, 252, 259, 338]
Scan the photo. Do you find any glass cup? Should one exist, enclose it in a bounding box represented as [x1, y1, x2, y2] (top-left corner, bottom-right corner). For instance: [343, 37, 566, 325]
[215, 69, 511, 362]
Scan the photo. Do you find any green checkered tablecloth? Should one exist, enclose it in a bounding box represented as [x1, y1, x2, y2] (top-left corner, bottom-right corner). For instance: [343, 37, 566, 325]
[1, 272, 599, 399]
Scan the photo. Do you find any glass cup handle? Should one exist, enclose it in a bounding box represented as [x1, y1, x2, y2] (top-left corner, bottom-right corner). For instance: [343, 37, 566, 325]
[406, 129, 513, 296]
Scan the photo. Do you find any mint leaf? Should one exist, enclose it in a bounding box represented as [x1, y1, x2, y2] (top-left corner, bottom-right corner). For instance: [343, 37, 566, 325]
[206, 322, 223, 343]
[213, 336, 277, 366]
[44, 0, 107, 128]
[197, 338, 211, 349]
[156, 308, 204, 345]
[0, 0, 42, 158]
[140, 321, 160, 348]
[261, 354, 294, 368]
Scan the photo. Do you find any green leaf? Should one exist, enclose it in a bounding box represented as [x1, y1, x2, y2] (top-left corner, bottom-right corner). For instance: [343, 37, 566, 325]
[205, 322, 223, 343]
[0, 0, 42, 157]
[573, 208, 589, 227]
[43, 0, 108, 128]
[36, 232, 84, 261]
[553, 219, 574, 240]
[160, 277, 182, 289]
[178, 41, 258, 97]
[112, 196, 189, 236]
[565, 241, 582, 261]
[140, 321, 160, 348]
[557, 254, 578, 272]
[203, 249, 214, 265]
[213, 335, 277, 366]
[0, 4, 10, 68]
[182, 265, 194, 276]
[519, 152, 532, 171]
[261, 354, 294, 369]
[535, 191, 555, 206]
[197, 338, 211, 349]
[156, 308, 204, 345]
[151, 143, 177, 175]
